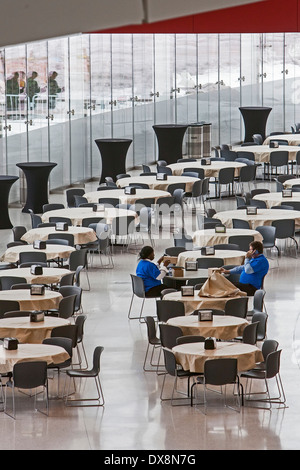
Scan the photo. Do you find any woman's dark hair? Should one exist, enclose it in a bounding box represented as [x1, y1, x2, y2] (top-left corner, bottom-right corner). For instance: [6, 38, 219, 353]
[138, 246, 154, 260]
[250, 240, 263, 254]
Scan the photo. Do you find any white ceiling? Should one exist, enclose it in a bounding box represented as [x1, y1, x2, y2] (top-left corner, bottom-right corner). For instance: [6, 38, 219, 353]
[0, 0, 265, 47]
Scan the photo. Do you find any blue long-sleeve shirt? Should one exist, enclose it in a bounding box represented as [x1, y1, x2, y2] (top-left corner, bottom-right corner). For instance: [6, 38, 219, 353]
[136, 259, 167, 292]
[229, 254, 269, 290]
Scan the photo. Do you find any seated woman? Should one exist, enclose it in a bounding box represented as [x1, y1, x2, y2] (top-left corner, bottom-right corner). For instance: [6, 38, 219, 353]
[136, 246, 170, 297]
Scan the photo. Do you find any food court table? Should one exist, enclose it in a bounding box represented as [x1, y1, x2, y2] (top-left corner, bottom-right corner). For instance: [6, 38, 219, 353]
[173, 341, 264, 373]
[253, 192, 300, 208]
[163, 290, 245, 315]
[263, 134, 300, 146]
[192, 228, 263, 247]
[116, 175, 199, 193]
[0, 267, 72, 285]
[167, 315, 248, 340]
[0, 244, 76, 264]
[232, 144, 300, 163]
[239, 106, 272, 142]
[0, 175, 19, 229]
[84, 188, 171, 205]
[21, 226, 97, 245]
[0, 343, 70, 374]
[0, 289, 62, 311]
[214, 208, 300, 230]
[0, 316, 70, 344]
[176, 249, 246, 268]
[41, 207, 138, 226]
[16, 161, 57, 213]
[152, 124, 188, 164]
[167, 160, 246, 178]
[95, 138, 132, 183]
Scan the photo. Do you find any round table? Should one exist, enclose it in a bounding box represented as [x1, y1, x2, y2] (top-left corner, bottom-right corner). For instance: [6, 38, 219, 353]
[177, 249, 246, 268]
[264, 134, 300, 146]
[95, 138, 132, 183]
[0, 175, 19, 229]
[41, 207, 138, 226]
[0, 289, 62, 311]
[0, 244, 76, 264]
[232, 144, 300, 163]
[0, 343, 70, 374]
[214, 208, 300, 230]
[173, 341, 264, 373]
[163, 268, 208, 290]
[192, 228, 263, 247]
[0, 267, 72, 285]
[283, 178, 300, 188]
[239, 106, 272, 142]
[163, 290, 246, 315]
[253, 192, 300, 208]
[152, 124, 188, 164]
[167, 160, 246, 178]
[167, 315, 248, 340]
[16, 162, 57, 213]
[84, 188, 171, 205]
[116, 175, 199, 192]
[0, 316, 70, 344]
[21, 226, 97, 245]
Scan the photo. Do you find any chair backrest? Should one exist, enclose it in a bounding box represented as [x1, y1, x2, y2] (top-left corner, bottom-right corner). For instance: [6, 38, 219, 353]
[272, 219, 295, 239]
[184, 167, 205, 179]
[0, 300, 20, 318]
[162, 348, 177, 377]
[42, 337, 73, 367]
[167, 183, 186, 195]
[251, 189, 270, 197]
[157, 166, 172, 175]
[30, 213, 42, 229]
[270, 151, 289, 166]
[19, 251, 47, 265]
[232, 218, 250, 229]
[75, 314, 87, 343]
[242, 321, 259, 345]
[249, 199, 267, 208]
[197, 258, 224, 269]
[3, 310, 31, 318]
[176, 335, 205, 345]
[236, 151, 255, 161]
[74, 195, 88, 207]
[13, 361, 48, 389]
[90, 346, 104, 375]
[156, 299, 185, 322]
[10, 283, 32, 290]
[49, 216, 72, 226]
[265, 349, 282, 379]
[81, 217, 103, 227]
[59, 285, 82, 311]
[252, 312, 268, 341]
[128, 183, 150, 189]
[12, 226, 27, 242]
[98, 197, 120, 207]
[51, 324, 78, 348]
[130, 274, 145, 299]
[228, 235, 254, 252]
[261, 339, 279, 362]
[159, 323, 183, 349]
[224, 297, 249, 318]
[255, 225, 276, 245]
[58, 294, 77, 319]
[252, 289, 266, 311]
[66, 188, 85, 208]
[144, 316, 159, 344]
[204, 358, 238, 386]
[59, 271, 75, 286]
[69, 249, 88, 271]
[214, 243, 239, 251]
[43, 203, 65, 213]
[48, 233, 74, 246]
[165, 247, 186, 256]
[0, 276, 27, 290]
[45, 239, 69, 246]
[112, 216, 135, 236]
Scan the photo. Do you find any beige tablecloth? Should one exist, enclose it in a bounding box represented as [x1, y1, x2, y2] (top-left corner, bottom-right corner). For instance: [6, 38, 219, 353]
[42, 207, 137, 226]
[167, 160, 246, 178]
[0, 290, 62, 311]
[253, 192, 300, 208]
[263, 134, 300, 146]
[283, 178, 300, 189]
[167, 315, 248, 340]
[84, 188, 171, 205]
[21, 226, 97, 245]
[214, 208, 300, 230]
[163, 290, 245, 315]
[0, 244, 76, 264]
[177, 249, 245, 268]
[192, 228, 262, 247]
[173, 341, 264, 373]
[233, 144, 300, 163]
[0, 316, 70, 344]
[0, 267, 72, 285]
[0, 343, 70, 374]
[116, 175, 198, 192]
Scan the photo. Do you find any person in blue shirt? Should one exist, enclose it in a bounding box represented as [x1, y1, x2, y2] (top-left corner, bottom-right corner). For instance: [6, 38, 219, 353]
[220, 240, 269, 296]
[136, 246, 171, 297]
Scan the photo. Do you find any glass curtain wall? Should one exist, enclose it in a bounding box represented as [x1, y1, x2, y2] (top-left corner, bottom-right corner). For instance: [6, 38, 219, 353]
[0, 32, 300, 202]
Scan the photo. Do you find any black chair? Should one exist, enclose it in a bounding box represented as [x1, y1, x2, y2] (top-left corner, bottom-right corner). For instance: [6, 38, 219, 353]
[167, 183, 186, 195]
[236, 151, 255, 161]
[214, 243, 239, 251]
[66, 188, 85, 208]
[197, 258, 224, 269]
[210, 167, 235, 199]
[224, 297, 249, 318]
[228, 235, 254, 252]
[271, 219, 298, 257]
[29, 212, 42, 229]
[48, 233, 75, 246]
[18, 251, 47, 267]
[128, 183, 150, 189]
[81, 217, 103, 227]
[12, 226, 28, 245]
[59, 285, 82, 314]
[191, 358, 243, 412]
[157, 166, 172, 175]
[143, 316, 162, 372]
[165, 247, 186, 257]
[249, 198, 267, 208]
[247, 289, 266, 317]
[128, 274, 159, 322]
[49, 216, 72, 226]
[74, 195, 88, 207]
[252, 311, 268, 342]
[156, 299, 185, 323]
[4, 361, 49, 419]
[269, 151, 289, 180]
[176, 336, 205, 345]
[98, 197, 120, 207]
[3, 310, 31, 318]
[0, 276, 27, 290]
[65, 346, 105, 407]
[47, 294, 77, 319]
[42, 337, 73, 398]
[43, 203, 65, 213]
[241, 321, 259, 345]
[159, 323, 183, 349]
[183, 167, 205, 179]
[232, 218, 250, 229]
[0, 300, 20, 318]
[68, 249, 90, 291]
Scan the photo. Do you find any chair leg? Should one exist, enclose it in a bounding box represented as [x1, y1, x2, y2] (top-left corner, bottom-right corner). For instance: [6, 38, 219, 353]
[65, 375, 105, 407]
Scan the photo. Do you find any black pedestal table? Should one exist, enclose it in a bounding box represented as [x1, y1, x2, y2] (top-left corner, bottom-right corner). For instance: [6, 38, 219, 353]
[239, 107, 272, 142]
[0, 175, 19, 229]
[152, 124, 188, 164]
[16, 162, 57, 213]
[95, 138, 132, 184]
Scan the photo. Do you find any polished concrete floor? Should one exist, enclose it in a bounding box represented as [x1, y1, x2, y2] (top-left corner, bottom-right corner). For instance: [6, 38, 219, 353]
[0, 177, 299, 451]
